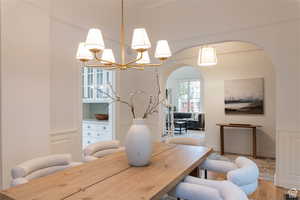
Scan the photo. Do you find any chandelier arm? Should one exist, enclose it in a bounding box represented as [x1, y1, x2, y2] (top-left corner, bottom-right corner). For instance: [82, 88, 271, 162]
[128, 66, 145, 70]
[124, 52, 144, 66]
[131, 62, 165, 67]
[93, 53, 123, 67]
[86, 63, 119, 68]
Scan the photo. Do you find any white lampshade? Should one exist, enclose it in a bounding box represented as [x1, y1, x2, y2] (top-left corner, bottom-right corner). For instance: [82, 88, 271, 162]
[85, 28, 105, 52]
[155, 40, 171, 59]
[76, 42, 93, 61]
[131, 28, 151, 51]
[101, 49, 115, 64]
[136, 51, 150, 64]
[197, 46, 217, 66]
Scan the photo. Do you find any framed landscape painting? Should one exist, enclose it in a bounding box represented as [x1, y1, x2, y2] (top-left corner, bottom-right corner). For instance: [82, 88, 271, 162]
[224, 78, 264, 114]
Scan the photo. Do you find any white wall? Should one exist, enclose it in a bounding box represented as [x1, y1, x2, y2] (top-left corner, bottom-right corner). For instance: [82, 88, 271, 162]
[1, 0, 51, 188]
[0, 0, 144, 189]
[0, 0, 2, 189]
[204, 48, 275, 158]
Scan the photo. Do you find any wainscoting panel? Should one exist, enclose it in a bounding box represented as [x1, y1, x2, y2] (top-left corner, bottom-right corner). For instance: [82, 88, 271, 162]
[50, 129, 82, 162]
[276, 130, 300, 189]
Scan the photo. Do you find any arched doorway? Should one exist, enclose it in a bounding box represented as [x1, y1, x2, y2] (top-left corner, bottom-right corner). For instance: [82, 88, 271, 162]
[164, 66, 205, 138]
[160, 41, 276, 172]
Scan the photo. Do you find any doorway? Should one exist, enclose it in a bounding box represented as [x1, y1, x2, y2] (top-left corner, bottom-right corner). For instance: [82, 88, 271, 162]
[165, 66, 205, 138]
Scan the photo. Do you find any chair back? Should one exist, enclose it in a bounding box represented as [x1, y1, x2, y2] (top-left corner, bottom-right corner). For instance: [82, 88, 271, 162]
[227, 156, 259, 195]
[166, 137, 204, 146]
[83, 140, 124, 161]
[11, 154, 76, 187]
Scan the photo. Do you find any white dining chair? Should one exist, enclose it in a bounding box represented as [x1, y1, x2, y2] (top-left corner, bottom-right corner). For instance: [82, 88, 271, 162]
[171, 176, 249, 200]
[201, 156, 259, 195]
[166, 137, 205, 146]
[83, 140, 124, 162]
[11, 154, 81, 187]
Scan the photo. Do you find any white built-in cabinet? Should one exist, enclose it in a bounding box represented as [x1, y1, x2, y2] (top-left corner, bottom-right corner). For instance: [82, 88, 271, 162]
[82, 120, 112, 148]
[82, 67, 112, 103]
[82, 68, 114, 149]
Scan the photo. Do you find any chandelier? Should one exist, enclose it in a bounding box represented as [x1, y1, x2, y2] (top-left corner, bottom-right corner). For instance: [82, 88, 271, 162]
[76, 0, 172, 70]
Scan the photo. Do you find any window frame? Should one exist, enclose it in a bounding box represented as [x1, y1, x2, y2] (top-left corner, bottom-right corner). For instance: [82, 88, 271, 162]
[177, 78, 201, 113]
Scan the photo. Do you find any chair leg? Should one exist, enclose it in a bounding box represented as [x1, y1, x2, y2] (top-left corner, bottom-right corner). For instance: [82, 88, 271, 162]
[204, 169, 208, 179]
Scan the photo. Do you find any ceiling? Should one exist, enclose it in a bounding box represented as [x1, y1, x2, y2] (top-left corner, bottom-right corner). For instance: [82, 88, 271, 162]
[173, 41, 262, 60]
[90, 0, 178, 9]
[126, 0, 178, 8]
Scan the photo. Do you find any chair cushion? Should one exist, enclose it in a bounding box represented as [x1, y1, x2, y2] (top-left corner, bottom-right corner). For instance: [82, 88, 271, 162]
[227, 157, 259, 186]
[12, 154, 72, 179]
[239, 181, 258, 195]
[83, 155, 98, 163]
[174, 112, 192, 119]
[201, 159, 237, 173]
[93, 148, 123, 158]
[25, 165, 71, 181]
[184, 176, 248, 200]
[83, 140, 120, 156]
[235, 156, 256, 168]
[174, 182, 223, 200]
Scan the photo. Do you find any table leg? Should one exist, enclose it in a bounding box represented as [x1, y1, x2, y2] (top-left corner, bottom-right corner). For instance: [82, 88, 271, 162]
[189, 167, 200, 177]
[220, 126, 224, 155]
[253, 127, 257, 159]
[185, 122, 188, 133]
[179, 124, 182, 134]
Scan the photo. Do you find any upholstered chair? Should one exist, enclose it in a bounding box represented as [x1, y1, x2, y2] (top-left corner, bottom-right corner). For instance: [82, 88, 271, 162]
[166, 137, 205, 146]
[11, 154, 81, 187]
[201, 156, 259, 195]
[172, 176, 249, 200]
[83, 140, 124, 162]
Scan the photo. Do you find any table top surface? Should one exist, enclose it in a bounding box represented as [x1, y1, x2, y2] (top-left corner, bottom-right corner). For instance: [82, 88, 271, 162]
[216, 123, 262, 128]
[0, 143, 212, 200]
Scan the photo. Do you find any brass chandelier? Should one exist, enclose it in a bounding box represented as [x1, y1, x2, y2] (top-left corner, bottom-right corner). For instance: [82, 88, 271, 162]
[76, 0, 172, 70]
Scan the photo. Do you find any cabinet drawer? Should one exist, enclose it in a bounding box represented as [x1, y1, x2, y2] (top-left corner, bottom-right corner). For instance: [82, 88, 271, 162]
[83, 129, 111, 138]
[82, 137, 95, 146]
[82, 123, 93, 130]
[83, 124, 110, 132]
[83, 135, 112, 147]
[93, 124, 110, 132]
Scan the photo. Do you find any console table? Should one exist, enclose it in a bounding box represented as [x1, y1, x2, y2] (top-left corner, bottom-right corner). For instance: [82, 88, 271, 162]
[216, 123, 262, 158]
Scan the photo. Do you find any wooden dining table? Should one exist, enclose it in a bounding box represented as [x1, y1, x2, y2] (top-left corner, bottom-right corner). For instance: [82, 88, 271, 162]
[0, 143, 212, 200]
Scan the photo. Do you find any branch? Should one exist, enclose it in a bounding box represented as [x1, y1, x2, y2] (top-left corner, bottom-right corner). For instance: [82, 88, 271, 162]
[142, 69, 166, 119]
[96, 86, 136, 118]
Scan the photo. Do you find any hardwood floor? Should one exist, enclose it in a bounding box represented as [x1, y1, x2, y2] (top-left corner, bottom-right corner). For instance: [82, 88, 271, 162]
[210, 171, 297, 200]
[250, 180, 294, 200]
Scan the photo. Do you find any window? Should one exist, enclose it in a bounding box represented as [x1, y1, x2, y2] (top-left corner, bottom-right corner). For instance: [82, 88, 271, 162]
[178, 80, 201, 112]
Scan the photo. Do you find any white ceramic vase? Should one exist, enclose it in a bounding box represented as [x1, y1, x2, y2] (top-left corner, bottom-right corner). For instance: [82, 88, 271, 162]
[125, 118, 153, 166]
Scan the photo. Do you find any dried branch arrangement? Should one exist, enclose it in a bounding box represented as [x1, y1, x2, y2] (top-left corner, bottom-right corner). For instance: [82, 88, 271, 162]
[97, 70, 165, 119]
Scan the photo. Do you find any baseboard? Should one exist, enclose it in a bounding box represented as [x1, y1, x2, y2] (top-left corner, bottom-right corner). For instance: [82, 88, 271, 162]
[275, 176, 300, 190]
